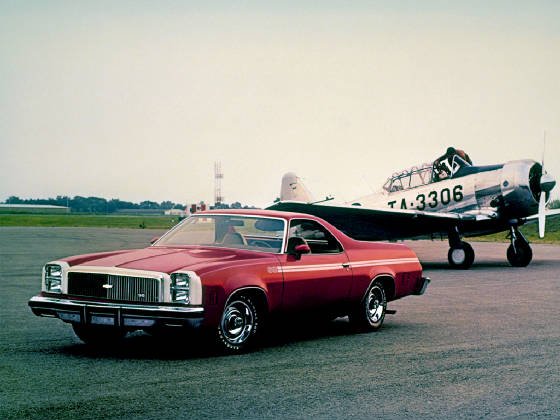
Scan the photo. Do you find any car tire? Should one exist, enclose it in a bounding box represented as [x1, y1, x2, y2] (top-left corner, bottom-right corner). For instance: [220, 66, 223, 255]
[72, 324, 126, 346]
[217, 295, 261, 353]
[507, 240, 533, 267]
[349, 280, 387, 332]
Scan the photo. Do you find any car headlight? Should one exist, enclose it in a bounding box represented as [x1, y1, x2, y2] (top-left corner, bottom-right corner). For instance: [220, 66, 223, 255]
[44, 264, 63, 293]
[170, 273, 190, 303]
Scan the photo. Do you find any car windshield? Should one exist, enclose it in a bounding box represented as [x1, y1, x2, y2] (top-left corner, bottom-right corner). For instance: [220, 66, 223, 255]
[155, 214, 286, 253]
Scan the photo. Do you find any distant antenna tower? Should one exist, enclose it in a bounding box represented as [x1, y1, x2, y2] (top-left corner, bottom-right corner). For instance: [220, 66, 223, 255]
[214, 161, 224, 205]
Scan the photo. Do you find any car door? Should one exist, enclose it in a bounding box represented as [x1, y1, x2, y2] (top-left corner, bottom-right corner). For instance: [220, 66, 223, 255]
[278, 219, 352, 309]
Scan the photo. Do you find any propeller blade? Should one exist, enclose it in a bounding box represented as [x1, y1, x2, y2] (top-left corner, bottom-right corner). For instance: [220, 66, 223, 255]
[538, 192, 546, 238]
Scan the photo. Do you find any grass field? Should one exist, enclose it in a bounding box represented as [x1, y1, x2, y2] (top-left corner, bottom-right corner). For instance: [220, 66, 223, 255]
[0, 213, 558, 243]
[0, 214, 180, 229]
[469, 217, 560, 244]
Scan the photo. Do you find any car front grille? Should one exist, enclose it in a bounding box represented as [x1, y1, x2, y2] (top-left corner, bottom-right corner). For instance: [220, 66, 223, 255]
[67, 272, 160, 303]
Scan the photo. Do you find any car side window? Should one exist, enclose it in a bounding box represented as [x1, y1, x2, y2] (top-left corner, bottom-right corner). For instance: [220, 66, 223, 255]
[288, 219, 343, 254]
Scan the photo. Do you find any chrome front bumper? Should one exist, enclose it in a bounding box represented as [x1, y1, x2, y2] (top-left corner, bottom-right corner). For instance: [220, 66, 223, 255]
[29, 296, 204, 328]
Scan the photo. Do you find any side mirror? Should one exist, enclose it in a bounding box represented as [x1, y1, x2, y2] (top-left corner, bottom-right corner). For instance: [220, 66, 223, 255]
[293, 244, 311, 260]
[150, 236, 160, 245]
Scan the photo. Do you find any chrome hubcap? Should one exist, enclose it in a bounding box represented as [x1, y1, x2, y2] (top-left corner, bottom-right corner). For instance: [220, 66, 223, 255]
[221, 300, 254, 344]
[366, 286, 384, 324]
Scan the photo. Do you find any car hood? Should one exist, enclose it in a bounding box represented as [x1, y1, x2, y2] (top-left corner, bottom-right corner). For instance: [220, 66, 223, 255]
[62, 246, 277, 275]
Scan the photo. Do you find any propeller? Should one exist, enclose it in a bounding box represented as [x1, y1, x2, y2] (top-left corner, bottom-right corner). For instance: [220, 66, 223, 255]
[538, 189, 546, 238]
[538, 133, 556, 238]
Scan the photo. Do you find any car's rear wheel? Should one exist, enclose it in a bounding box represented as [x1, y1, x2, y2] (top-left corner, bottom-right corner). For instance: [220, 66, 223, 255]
[349, 280, 387, 331]
[217, 295, 261, 353]
[72, 324, 126, 346]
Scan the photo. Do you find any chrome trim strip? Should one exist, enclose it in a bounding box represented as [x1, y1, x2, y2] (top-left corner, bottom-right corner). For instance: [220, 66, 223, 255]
[361, 274, 395, 302]
[66, 265, 166, 279]
[225, 286, 269, 308]
[274, 258, 420, 273]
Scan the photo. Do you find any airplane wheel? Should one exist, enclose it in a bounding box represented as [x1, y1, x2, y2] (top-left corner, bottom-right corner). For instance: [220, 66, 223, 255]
[448, 242, 475, 269]
[507, 240, 532, 267]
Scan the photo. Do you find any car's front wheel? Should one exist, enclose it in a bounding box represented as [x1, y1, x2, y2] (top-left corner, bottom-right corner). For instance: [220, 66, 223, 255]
[217, 295, 261, 353]
[72, 324, 126, 346]
[349, 280, 387, 331]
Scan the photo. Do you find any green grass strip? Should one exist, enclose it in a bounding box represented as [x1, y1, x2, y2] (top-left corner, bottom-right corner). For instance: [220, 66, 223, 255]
[0, 214, 180, 229]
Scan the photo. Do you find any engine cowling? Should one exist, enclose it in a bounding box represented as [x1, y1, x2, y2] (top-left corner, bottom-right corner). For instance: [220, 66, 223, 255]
[498, 160, 544, 219]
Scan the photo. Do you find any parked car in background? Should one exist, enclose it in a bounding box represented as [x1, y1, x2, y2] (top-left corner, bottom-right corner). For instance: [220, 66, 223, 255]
[29, 209, 430, 353]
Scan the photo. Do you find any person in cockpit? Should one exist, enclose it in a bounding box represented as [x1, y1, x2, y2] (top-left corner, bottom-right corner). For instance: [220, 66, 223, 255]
[437, 147, 472, 167]
[433, 147, 472, 181]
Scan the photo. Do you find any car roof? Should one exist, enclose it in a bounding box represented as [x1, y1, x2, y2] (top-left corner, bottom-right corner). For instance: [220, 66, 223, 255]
[194, 208, 325, 221]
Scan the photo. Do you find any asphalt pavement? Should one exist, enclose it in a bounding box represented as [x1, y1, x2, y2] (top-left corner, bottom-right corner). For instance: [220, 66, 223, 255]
[1, 227, 559, 419]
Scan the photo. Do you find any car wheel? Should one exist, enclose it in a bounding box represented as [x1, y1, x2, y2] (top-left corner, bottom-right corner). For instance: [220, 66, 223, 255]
[72, 324, 126, 346]
[349, 280, 387, 331]
[217, 295, 261, 353]
[507, 240, 533, 267]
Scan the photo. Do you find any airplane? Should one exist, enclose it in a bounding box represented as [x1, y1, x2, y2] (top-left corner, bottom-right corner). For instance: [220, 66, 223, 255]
[268, 148, 559, 269]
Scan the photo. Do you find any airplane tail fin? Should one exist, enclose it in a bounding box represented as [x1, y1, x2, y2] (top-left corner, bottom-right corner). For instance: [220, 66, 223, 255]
[279, 172, 314, 203]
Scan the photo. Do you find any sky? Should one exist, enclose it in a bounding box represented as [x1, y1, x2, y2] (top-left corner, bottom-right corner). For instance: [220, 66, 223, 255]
[1, 1, 559, 207]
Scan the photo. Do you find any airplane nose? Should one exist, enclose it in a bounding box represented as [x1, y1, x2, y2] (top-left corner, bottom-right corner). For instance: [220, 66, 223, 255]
[540, 173, 556, 193]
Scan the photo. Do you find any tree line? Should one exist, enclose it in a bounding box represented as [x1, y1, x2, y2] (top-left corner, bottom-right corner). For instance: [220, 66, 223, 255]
[4, 195, 187, 213]
[3, 196, 258, 213]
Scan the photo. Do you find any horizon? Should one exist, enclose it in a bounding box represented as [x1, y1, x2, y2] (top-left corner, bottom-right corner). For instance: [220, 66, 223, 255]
[1, 1, 559, 206]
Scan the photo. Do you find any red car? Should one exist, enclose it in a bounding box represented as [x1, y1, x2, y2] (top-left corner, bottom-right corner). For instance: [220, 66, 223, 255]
[29, 209, 430, 352]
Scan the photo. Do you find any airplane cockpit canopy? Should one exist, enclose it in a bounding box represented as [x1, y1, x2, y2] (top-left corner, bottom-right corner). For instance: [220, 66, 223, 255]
[382, 150, 473, 192]
[382, 163, 434, 192]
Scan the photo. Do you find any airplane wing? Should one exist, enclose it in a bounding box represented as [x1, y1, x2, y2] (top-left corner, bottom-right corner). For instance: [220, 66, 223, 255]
[267, 201, 499, 241]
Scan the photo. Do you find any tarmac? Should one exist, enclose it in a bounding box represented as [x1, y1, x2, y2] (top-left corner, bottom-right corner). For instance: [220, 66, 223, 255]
[1, 227, 559, 419]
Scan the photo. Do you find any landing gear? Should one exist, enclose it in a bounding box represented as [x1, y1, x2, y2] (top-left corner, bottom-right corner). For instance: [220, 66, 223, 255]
[507, 226, 532, 267]
[448, 242, 475, 269]
[447, 228, 475, 269]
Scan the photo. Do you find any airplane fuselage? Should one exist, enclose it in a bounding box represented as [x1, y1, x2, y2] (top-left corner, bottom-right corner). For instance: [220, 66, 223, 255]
[352, 160, 542, 222]
[360, 177, 474, 213]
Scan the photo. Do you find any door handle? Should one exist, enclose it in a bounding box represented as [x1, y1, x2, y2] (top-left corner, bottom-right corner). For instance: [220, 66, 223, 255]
[342, 263, 351, 268]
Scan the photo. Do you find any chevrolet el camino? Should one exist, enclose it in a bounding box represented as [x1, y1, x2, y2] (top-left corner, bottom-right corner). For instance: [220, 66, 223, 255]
[29, 209, 430, 352]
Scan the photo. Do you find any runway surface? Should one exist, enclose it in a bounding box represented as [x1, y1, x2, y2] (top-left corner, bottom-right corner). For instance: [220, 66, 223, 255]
[1, 227, 559, 419]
